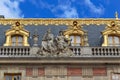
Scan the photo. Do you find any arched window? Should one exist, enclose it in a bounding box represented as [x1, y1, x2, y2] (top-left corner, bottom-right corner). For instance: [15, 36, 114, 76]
[4, 22, 29, 46]
[64, 21, 88, 46]
[102, 21, 120, 46]
[70, 35, 81, 46]
[11, 35, 23, 46]
[108, 35, 120, 46]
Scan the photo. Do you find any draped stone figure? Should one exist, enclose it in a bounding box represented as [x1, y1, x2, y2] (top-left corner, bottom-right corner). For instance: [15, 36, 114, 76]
[37, 29, 74, 57]
[38, 29, 56, 56]
[56, 31, 73, 56]
[42, 29, 55, 52]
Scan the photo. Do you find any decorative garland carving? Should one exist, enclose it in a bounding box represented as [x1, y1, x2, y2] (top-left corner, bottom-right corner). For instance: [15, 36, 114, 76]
[0, 18, 120, 26]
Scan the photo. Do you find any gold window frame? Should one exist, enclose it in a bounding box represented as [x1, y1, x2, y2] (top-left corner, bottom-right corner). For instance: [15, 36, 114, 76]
[102, 21, 120, 46]
[4, 22, 29, 46]
[64, 21, 87, 46]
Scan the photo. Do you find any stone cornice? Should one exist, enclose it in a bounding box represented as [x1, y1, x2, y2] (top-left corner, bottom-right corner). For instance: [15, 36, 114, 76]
[0, 57, 120, 64]
[0, 18, 120, 26]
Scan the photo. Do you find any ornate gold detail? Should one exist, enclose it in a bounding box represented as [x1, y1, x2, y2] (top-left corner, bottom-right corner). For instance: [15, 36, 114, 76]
[64, 21, 88, 46]
[0, 18, 120, 26]
[102, 21, 120, 46]
[4, 21, 30, 46]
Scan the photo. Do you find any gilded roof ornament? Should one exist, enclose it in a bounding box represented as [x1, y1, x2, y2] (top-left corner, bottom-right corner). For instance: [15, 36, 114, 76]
[12, 21, 23, 30]
[115, 11, 119, 20]
[107, 21, 120, 30]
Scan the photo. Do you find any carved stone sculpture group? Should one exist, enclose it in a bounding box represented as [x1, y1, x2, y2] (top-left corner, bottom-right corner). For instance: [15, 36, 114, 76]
[37, 29, 74, 57]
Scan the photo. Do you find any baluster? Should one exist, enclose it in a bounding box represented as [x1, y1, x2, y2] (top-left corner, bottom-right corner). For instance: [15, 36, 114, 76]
[118, 49, 120, 56]
[4, 48, 6, 55]
[111, 49, 114, 56]
[24, 48, 27, 55]
[6, 48, 8, 55]
[109, 49, 112, 56]
[99, 48, 101, 56]
[102, 48, 104, 56]
[76, 48, 78, 55]
[16, 48, 18, 55]
[26, 48, 29, 55]
[92, 48, 94, 55]
[106, 48, 108, 56]
[9, 48, 11, 55]
[95, 48, 98, 56]
[116, 48, 119, 56]
[19, 48, 22, 54]
[78, 48, 81, 55]
[0, 48, 2, 55]
[107, 48, 110, 55]
[22, 48, 25, 55]
[114, 48, 117, 56]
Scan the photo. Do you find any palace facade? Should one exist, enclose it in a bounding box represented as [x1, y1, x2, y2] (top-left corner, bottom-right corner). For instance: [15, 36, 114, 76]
[0, 14, 120, 80]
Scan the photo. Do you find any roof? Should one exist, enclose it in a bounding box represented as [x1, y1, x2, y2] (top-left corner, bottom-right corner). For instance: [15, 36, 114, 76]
[0, 18, 119, 47]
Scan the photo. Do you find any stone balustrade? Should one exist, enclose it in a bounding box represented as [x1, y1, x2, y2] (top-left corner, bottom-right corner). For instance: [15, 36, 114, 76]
[0, 46, 120, 57]
[70, 46, 120, 57]
[91, 47, 120, 56]
[0, 46, 30, 56]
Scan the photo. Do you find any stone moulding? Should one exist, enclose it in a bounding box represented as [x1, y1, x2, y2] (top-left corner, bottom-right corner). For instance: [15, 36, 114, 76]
[0, 18, 120, 26]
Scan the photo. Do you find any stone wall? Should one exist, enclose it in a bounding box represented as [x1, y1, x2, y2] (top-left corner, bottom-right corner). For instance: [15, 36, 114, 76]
[0, 65, 120, 80]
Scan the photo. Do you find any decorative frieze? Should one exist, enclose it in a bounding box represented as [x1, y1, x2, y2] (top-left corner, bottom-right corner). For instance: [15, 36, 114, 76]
[0, 18, 120, 26]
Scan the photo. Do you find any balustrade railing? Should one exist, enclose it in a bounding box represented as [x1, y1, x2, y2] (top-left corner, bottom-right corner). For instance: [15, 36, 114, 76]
[0, 46, 120, 57]
[91, 47, 120, 56]
[69, 46, 120, 57]
[69, 46, 81, 55]
[0, 47, 30, 56]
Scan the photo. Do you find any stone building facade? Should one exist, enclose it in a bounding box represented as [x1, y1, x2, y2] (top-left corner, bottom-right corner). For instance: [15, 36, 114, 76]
[0, 16, 120, 80]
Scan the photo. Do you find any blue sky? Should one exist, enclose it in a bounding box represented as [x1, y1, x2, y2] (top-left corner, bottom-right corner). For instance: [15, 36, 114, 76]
[0, 0, 120, 18]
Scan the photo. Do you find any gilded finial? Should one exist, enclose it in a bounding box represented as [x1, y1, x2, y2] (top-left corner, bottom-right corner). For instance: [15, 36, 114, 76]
[115, 11, 118, 20]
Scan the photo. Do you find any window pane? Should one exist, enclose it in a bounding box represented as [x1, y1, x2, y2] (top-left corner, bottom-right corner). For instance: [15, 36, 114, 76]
[70, 36, 74, 46]
[70, 36, 74, 43]
[5, 76, 12, 80]
[14, 75, 21, 80]
[108, 36, 113, 44]
[18, 36, 23, 42]
[76, 36, 81, 46]
[76, 36, 80, 43]
[11, 36, 23, 46]
[114, 36, 119, 44]
[112, 74, 119, 80]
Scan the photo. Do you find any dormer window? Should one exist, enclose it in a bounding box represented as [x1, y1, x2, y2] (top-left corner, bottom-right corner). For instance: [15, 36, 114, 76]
[102, 21, 120, 46]
[11, 35, 23, 46]
[108, 35, 120, 46]
[4, 22, 29, 46]
[70, 35, 81, 46]
[64, 21, 89, 46]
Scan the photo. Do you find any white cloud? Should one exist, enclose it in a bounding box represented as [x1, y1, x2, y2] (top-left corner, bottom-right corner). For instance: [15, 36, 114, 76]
[84, 0, 104, 15]
[0, 0, 24, 18]
[30, 0, 79, 18]
[53, 5, 78, 18]
[52, 0, 79, 18]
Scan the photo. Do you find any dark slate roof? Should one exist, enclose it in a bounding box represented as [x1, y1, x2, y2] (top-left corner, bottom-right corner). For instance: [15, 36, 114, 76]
[0, 24, 106, 47]
[83, 25, 105, 46]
